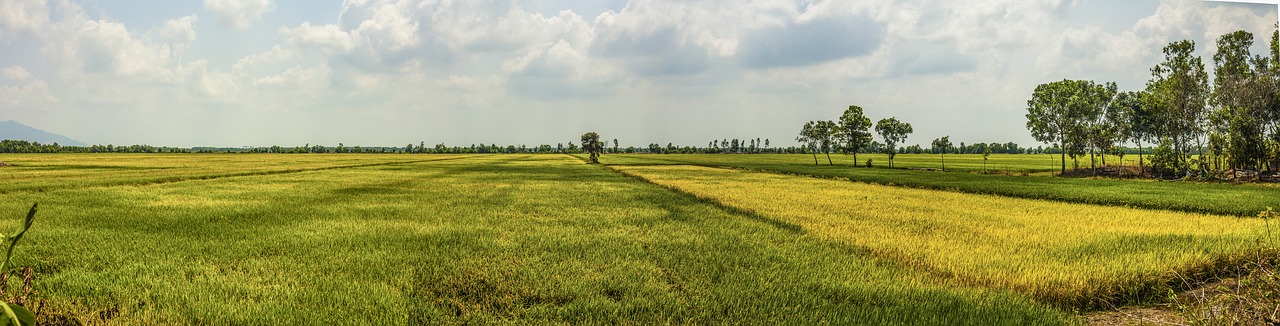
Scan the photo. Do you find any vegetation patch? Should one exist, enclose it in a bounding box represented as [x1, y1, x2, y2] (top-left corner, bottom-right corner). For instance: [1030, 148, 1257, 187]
[612, 164, 1275, 310]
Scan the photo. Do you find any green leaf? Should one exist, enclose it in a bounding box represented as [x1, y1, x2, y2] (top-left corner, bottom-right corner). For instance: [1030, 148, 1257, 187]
[10, 305, 33, 326]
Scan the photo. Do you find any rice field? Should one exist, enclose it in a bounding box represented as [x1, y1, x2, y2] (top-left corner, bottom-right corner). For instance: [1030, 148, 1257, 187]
[0, 153, 1273, 324]
[611, 164, 1274, 309]
[596, 154, 1280, 216]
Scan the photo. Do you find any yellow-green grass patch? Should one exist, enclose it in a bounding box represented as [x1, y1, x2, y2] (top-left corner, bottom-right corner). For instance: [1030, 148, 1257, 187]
[612, 164, 1276, 309]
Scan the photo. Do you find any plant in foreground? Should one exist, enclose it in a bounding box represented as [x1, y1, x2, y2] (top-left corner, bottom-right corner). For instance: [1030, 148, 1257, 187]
[0, 204, 37, 326]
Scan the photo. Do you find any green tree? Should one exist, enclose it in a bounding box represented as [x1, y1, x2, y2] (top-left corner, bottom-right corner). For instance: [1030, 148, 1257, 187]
[1147, 40, 1210, 178]
[1026, 79, 1093, 174]
[931, 136, 952, 171]
[581, 132, 604, 163]
[874, 117, 913, 168]
[815, 120, 838, 165]
[797, 121, 821, 165]
[1211, 30, 1270, 177]
[982, 147, 992, 173]
[835, 105, 874, 167]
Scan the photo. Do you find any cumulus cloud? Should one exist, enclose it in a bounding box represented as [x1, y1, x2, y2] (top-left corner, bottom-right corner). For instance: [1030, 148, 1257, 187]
[204, 0, 273, 29]
[0, 0, 48, 37]
[280, 22, 359, 53]
[0, 65, 57, 107]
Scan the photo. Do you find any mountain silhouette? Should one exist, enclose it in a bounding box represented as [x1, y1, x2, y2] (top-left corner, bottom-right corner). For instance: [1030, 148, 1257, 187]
[0, 120, 87, 146]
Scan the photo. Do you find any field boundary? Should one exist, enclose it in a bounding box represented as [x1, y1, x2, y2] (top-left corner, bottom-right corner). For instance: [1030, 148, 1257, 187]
[4, 155, 483, 193]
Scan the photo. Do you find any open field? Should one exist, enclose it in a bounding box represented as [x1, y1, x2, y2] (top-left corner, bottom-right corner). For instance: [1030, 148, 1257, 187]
[0, 153, 1274, 324]
[595, 154, 1280, 217]
[612, 165, 1274, 309]
[0, 154, 1067, 324]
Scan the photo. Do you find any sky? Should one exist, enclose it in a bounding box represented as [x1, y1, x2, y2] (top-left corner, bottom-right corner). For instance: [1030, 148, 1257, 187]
[0, 0, 1276, 148]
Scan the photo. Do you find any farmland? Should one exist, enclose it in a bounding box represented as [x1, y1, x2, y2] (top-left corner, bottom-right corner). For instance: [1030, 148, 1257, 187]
[596, 153, 1280, 217]
[0, 153, 1274, 324]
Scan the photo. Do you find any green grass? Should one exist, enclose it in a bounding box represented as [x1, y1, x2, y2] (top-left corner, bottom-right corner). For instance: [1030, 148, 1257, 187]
[0, 154, 1068, 324]
[594, 154, 1280, 217]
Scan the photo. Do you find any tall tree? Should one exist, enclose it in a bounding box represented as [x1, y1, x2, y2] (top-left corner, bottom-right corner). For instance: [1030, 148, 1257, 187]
[581, 132, 604, 164]
[875, 117, 913, 168]
[1212, 30, 1270, 176]
[815, 120, 838, 165]
[797, 121, 820, 165]
[1147, 39, 1211, 177]
[835, 105, 874, 167]
[932, 136, 952, 171]
[1026, 80, 1090, 173]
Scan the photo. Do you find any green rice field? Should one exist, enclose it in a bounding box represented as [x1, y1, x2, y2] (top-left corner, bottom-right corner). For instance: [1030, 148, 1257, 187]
[0, 153, 1274, 324]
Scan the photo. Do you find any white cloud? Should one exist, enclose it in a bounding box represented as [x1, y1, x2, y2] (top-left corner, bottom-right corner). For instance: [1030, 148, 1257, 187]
[204, 0, 274, 29]
[0, 65, 57, 107]
[252, 64, 330, 89]
[280, 22, 359, 53]
[0, 0, 48, 38]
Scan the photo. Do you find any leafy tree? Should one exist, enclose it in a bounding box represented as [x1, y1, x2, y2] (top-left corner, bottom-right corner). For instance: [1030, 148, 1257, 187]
[814, 120, 838, 165]
[874, 117, 913, 168]
[1027, 79, 1094, 174]
[613, 139, 619, 154]
[797, 121, 821, 165]
[836, 105, 874, 167]
[1147, 40, 1210, 178]
[931, 136, 952, 170]
[581, 132, 604, 163]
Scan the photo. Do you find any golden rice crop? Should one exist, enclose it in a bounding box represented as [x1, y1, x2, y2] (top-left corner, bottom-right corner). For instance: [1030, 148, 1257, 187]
[612, 164, 1274, 308]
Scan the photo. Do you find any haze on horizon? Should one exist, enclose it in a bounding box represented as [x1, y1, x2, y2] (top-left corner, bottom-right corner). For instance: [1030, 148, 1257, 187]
[0, 0, 1275, 148]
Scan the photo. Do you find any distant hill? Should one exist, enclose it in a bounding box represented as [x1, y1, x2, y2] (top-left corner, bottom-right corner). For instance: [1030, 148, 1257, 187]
[0, 120, 87, 146]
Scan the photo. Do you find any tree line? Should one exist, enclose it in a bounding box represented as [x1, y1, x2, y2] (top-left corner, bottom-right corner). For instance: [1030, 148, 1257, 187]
[1026, 29, 1280, 179]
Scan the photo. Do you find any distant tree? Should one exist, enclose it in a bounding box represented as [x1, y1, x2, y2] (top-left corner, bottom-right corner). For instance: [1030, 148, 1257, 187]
[874, 117, 913, 168]
[982, 147, 992, 173]
[836, 105, 874, 167]
[581, 132, 604, 163]
[797, 121, 821, 165]
[613, 138, 619, 154]
[815, 120, 838, 165]
[764, 139, 770, 150]
[931, 136, 952, 171]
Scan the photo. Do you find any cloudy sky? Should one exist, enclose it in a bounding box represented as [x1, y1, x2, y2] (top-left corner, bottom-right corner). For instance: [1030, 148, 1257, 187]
[0, 0, 1275, 148]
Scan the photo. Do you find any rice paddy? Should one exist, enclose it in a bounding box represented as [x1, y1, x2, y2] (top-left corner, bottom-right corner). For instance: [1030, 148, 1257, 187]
[0, 153, 1274, 324]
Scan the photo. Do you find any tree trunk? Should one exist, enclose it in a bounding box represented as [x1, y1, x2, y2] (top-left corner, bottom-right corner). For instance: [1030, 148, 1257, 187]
[826, 151, 833, 166]
[812, 151, 818, 165]
[1060, 142, 1066, 174]
[1137, 142, 1145, 178]
[853, 152, 859, 168]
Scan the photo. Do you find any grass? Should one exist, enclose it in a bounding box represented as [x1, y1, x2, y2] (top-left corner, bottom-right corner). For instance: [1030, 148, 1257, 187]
[611, 164, 1276, 309]
[0, 154, 1069, 324]
[594, 154, 1280, 217]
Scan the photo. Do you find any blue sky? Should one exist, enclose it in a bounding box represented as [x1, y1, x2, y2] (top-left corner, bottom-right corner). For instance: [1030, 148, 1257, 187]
[0, 0, 1275, 148]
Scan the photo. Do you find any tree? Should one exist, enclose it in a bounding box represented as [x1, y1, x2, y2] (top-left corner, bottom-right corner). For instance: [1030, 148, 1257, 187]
[613, 139, 619, 154]
[982, 147, 992, 173]
[1027, 79, 1092, 174]
[836, 105, 874, 167]
[814, 120, 838, 165]
[1147, 40, 1210, 178]
[797, 121, 821, 165]
[874, 117, 913, 168]
[1211, 30, 1270, 177]
[581, 132, 604, 163]
[931, 136, 952, 171]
